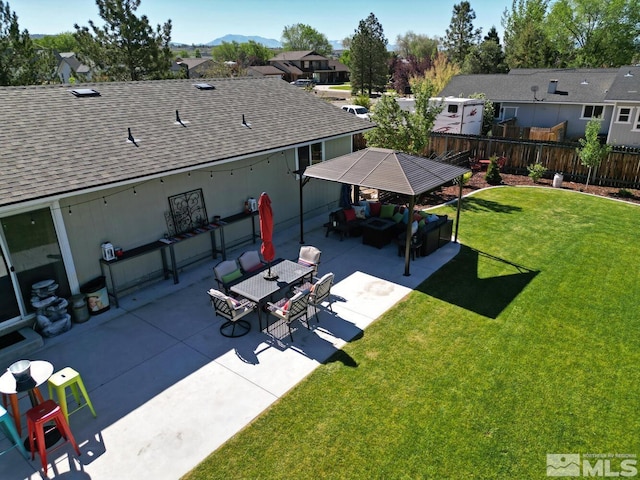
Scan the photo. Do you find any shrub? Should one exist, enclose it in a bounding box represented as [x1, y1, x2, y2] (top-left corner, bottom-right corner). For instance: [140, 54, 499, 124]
[618, 188, 633, 198]
[354, 95, 371, 110]
[484, 155, 503, 185]
[527, 163, 547, 183]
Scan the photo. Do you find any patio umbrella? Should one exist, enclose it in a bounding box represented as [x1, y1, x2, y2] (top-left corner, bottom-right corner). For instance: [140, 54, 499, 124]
[258, 192, 277, 280]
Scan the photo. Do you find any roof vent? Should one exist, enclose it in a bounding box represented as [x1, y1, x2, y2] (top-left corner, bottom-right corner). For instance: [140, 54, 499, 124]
[193, 83, 215, 90]
[70, 88, 100, 97]
[547, 80, 558, 94]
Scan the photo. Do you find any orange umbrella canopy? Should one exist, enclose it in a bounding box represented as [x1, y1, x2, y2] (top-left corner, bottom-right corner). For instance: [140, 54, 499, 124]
[258, 192, 275, 263]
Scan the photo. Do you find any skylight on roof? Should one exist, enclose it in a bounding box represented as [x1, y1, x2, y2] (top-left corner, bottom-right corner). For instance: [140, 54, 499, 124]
[70, 88, 100, 97]
[193, 83, 215, 90]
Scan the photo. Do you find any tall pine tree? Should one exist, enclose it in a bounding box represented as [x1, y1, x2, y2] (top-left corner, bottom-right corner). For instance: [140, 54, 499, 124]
[349, 13, 388, 96]
[442, 2, 481, 66]
[74, 0, 173, 81]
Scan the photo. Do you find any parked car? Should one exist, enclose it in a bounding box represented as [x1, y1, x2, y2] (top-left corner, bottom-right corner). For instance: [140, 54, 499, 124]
[290, 79, 316, 87]
[341, 104, 371, 120]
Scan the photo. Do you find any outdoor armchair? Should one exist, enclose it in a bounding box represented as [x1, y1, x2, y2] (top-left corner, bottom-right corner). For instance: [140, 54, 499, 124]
[207, 288, 256, 337]
[266, 290, 310, 341]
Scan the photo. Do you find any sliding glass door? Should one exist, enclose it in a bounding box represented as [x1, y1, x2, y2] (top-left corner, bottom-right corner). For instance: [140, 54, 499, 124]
[0, 208, 70, 324]
[0, 245, 20, 322]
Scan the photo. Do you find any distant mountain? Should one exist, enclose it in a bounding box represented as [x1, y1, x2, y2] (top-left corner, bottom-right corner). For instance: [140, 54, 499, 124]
[206, 35, 281, 48]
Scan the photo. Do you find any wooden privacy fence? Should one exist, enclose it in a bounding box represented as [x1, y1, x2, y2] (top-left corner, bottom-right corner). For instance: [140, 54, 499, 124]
[428, 133, 640, 189]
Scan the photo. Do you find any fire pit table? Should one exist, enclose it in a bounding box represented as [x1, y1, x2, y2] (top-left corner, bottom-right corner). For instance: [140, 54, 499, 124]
[361, 217, 398, 249]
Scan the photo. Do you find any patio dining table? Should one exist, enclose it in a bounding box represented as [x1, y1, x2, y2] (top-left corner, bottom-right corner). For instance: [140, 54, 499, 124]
[230, 259, 315, 330]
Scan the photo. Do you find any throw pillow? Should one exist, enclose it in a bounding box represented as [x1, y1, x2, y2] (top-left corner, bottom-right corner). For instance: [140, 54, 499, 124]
[402, 208, 409, 224]
[392, 212, 403, 223]
[380, 204, 395, 219]
[221, 269, 242, 284]
[358, 200, 370, 217]
[413, 212, 422, 222]
[428, 214, 440, 222]
[368, 201, 381, 217]
[353, 205, 366, 219]
[343, 208, 356, 222]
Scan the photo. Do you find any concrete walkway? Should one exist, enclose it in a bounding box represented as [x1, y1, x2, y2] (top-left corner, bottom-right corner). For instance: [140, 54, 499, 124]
[0, 213, 459, 479]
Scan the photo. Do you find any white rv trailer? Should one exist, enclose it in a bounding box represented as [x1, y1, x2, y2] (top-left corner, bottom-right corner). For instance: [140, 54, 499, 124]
[430, 97, 484, 135]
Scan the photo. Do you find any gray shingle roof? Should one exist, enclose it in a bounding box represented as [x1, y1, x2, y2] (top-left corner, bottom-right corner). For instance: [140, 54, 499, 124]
[0, 76, 372, 207]
[604, 66, 640, 102]
[439, 68, 625, 104]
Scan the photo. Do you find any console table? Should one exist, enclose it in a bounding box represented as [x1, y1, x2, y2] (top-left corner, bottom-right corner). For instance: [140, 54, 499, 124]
[215, 211, 260, 260]
[100, 241, 174, 308]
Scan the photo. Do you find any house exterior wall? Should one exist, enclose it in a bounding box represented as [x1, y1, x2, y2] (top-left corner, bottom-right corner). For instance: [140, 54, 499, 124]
[59, 137, 352, 292]
[501, 102, 612, 140]
[607, 104, 640, 147]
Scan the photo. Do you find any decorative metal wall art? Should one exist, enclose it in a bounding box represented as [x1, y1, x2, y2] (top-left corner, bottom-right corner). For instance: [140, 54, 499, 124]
[168, 189, 208, 235]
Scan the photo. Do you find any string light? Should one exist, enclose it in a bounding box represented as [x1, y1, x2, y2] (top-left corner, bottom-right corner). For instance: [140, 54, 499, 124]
[210, 171, 213, 179]
[103, 197, 107, 206]
[68, 206, 72, 215]
[160, 178, 164, 183]
[133, 187, 137, 196]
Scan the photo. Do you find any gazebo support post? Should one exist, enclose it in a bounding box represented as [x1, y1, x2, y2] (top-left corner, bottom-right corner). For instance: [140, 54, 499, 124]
[454, 175, 463, 242]
[295, 169, 310, 244]
[403, 195, 415, 276]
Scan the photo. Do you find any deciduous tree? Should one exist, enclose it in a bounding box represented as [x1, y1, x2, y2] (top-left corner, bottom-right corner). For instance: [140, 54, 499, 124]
[281, 23, 332, 57]
[74, 0, 173, 81]
[546, 0, 640, 67]
[350, 13, 388, 96]
[365, 76, 441, 156]
[577, 118, 611, 189]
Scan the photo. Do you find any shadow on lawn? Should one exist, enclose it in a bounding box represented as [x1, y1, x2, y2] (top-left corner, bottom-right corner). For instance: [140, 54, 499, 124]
[417, 245, 539, 319]
[460, 196, 523, 214]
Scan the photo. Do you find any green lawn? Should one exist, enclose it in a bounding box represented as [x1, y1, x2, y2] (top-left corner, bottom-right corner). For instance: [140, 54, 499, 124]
[183, 187, 640, 480]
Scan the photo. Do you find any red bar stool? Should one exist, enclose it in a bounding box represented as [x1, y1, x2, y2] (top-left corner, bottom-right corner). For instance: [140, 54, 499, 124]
[26, 399, 81, 476]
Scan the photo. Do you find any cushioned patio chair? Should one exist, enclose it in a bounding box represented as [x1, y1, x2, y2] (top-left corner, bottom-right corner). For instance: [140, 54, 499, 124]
[266, 290, 310, 341]
[207, 288, 256, 337]
[296, 245, 321, 278]
[238, 250, 266, 274]
[295, 272, 334, 322]
[213, 259, 243, 294]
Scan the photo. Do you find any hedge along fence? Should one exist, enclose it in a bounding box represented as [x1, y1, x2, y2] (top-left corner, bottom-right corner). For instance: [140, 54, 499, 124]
[428, 133, 640, 189]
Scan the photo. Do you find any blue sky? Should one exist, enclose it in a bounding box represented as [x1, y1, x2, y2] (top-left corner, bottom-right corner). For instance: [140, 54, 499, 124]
[12, 0, 511, 45]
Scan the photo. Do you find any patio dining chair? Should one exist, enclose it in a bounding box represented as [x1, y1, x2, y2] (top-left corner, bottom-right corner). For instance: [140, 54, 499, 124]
[213, 259, 243, 294]
[238, 250, 266, 274]
[207, 288, 256, 337]
[296, 245, 321, 279]
[295, 272, 334, 322]
[266, 290, 310, 341]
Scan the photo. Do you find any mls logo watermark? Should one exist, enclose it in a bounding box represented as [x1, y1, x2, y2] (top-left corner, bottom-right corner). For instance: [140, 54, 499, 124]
[547, 454, 581, 476]
[547, 453, 638, 477]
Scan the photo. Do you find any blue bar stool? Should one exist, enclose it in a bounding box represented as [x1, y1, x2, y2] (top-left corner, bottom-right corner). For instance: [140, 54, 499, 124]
[0, 404, 29, 459]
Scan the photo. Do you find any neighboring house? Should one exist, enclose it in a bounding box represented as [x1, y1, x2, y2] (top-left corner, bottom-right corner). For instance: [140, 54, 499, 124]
[55, 52, 92, 83]
[438, 66, 640, 146]
[0, 77, 372, 338]
[175, 58, 216, 78]
[268, 50, 349, 84]
[246, 65, 284, 79]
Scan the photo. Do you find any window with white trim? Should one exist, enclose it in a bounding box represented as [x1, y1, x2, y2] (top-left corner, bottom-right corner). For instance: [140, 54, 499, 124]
[616, 107, 632, 123]
[634, 109, 640, 131]
[297, 142, 324, 172]
[501, 106, 518, 120]
[582, 105, 604, 119]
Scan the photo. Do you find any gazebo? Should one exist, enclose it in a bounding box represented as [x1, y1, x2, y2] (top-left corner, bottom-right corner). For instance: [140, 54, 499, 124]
[303, 147, 470, 276]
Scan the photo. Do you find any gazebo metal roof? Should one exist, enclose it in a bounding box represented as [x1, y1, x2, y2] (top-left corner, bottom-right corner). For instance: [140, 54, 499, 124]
[303, 147, 470, 276]
[303, 147, 470, 196]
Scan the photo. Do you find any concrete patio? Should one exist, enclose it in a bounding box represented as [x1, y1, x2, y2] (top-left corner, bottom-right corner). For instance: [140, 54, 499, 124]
[0, 212, 459, 479]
